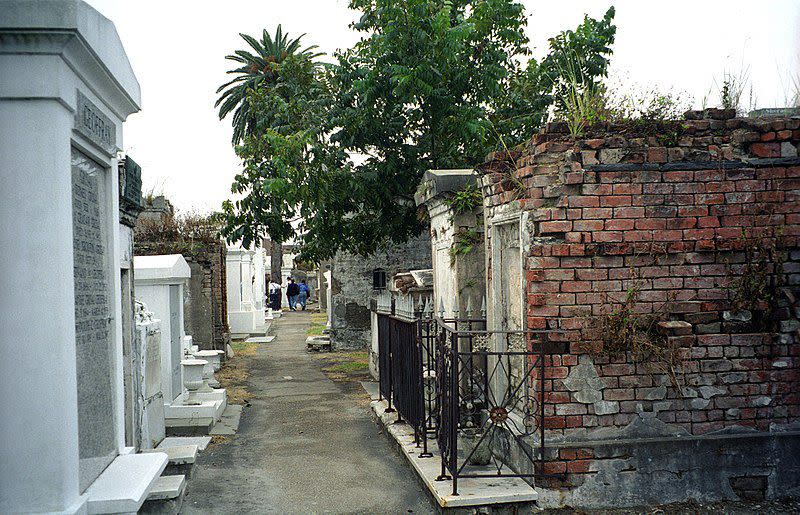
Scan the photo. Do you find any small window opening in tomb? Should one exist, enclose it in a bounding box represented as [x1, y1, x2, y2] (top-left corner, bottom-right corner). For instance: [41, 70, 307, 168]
[372, 268, 387, 290]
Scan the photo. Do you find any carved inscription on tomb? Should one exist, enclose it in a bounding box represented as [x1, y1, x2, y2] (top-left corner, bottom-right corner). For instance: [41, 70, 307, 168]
[71, 148, 116, 492]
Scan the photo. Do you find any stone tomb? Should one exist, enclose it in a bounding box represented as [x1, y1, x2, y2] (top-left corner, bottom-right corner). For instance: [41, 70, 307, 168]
[0, 2, 167, 512]
[134, 254, 226, 430]
[226, 246, 268, 336]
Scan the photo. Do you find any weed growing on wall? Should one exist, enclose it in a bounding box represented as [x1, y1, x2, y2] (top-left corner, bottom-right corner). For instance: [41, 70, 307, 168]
[586, 268, 688, 391]
[445, 184, 483, 216]
[725, 229, 787, 328]
[450, 228, 483, 265]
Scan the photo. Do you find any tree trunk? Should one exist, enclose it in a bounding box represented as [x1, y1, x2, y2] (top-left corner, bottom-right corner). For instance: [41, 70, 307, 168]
[270, 239, 283, 283]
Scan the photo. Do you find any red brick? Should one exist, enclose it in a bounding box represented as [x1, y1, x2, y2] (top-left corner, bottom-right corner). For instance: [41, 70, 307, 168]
[750, 142, 781, 157]
[613, 183, 643, 195]
[697, 216, 720, 228]
[540, 221, 573, 233]
[543, 460, 567, 474]
[574, 220, 604, 231]
[635, 218, 666, 230]
[614, 207, 646, 218]
[601, 195, 632, 207]
[569, 196, 600, 208]
[683, 228, 715, 240]
[678, 205, 707, 217]
[566, 460, 592, 474]
[605, 219, 635, 231]
[593, 231, 623, 242]
[647, 147, 667, 163]
[663, 171, 694, 182]
[583, 208, 614, 219]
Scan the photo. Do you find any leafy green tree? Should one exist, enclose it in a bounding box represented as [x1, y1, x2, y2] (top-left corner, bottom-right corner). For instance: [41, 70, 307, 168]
[220, 2, 617, 262]
[215, 25, 321, 144]
[317, 0, 530, 257]
[492, 7, 616, 144]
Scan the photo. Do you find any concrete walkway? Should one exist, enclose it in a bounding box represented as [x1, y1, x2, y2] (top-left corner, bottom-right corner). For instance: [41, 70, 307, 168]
[182, 311, 434, 514]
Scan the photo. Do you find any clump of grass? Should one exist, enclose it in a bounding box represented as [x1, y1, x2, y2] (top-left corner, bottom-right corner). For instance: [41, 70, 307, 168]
[231, 341, 258, 356]
[326, 362, 369, 373]
[318, 351, 371, 381]
[310, 312, 328, 324]
[225, 386, 253, 405]
[306, 322, 326, 336]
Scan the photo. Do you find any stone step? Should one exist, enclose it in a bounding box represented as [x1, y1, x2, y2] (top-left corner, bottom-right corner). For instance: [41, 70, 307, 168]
[84, 453, 168, 514]
[143, 444, 197, 465]
[140, 475, 187, 514]
[144, 443, 198, 478]
[158, 436, 211, 451]
[306, 335, 331, 352]
[209, 404, 243, 436]
[146, 475, 186, 501]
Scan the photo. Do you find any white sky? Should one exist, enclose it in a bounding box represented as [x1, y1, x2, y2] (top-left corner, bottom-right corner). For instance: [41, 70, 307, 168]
[86, 0, 800, 213]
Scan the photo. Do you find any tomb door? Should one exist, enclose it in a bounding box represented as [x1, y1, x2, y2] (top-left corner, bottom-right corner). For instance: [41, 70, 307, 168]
[169, 284, 182, 401]
[72, 148, 116, 492]
[490, 220, 527, 414]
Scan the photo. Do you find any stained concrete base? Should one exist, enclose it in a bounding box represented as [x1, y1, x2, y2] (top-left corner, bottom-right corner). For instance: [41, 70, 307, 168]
[369, 396, 538, 510]
[209, 404, 243, 436]
[245, 335, 275, 343]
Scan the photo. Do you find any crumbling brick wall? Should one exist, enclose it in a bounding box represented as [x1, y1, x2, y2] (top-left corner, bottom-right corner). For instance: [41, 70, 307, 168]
[480, 110, 800, 503]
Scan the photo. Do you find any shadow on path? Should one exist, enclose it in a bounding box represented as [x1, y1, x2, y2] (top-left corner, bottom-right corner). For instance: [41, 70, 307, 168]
[182, 311, 434, 514]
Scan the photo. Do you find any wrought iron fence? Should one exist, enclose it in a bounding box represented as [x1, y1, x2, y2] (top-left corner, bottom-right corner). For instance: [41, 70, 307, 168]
[434, 321, 561, 495]
[375, 294, 562, 495]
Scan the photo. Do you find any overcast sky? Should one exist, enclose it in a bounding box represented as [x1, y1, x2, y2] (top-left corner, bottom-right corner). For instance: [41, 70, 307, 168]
[86, 0, 800, 213]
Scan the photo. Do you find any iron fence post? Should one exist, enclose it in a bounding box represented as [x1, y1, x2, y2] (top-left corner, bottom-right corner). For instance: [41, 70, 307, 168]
[450, 329, 459, 496]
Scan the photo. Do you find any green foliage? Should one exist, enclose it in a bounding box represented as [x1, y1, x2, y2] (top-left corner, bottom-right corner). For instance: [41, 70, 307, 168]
[219, 3, 617, 261]
[445, 184, 483, 215]
[450, 227, 483, 264]
[492, 7, 616, 142]
[726, 231, 785, 314]
[215, 26, 322, 144]
[219, 53, 344, 252]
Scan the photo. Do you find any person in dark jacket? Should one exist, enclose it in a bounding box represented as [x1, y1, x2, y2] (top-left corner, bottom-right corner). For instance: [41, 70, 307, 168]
[297, 279, 311, 310]
[286, 278, 300, 311]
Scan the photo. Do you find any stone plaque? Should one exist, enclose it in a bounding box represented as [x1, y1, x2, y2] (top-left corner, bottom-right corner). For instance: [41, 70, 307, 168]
[75, 91, 117, 155]
[72, 148, 116, 492]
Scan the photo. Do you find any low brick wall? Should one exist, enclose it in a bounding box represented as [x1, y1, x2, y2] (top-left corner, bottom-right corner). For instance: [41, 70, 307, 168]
[480, 110, 800, 505]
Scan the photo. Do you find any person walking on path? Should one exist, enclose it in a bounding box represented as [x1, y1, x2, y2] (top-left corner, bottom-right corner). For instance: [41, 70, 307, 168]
[268, 279, 281, 310]
[286, 278, 300, 311]
[297, 279, 311, 310]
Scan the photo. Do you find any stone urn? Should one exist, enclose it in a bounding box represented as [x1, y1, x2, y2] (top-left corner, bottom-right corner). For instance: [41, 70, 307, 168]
[181, 359, 207, 405]
[194, 349, 224, 371]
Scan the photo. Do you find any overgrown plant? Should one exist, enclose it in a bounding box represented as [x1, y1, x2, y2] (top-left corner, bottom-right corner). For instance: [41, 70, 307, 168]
[450, 228, 483, 265]
[552, 53, 607, 137]
[587, 270, 687, 391]
[716, 67, 751, 114]
[726, 230, 786, 317]
[135, 211, 223, 253]
[445, 184, 483, 216]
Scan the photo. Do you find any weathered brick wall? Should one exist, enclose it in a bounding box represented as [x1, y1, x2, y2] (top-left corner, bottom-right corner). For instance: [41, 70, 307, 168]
[481, 110, 800, 495]
[331, 234, 432, 350]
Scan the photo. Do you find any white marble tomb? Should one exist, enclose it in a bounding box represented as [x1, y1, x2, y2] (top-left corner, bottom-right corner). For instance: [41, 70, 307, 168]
[0, 2, 168, 512]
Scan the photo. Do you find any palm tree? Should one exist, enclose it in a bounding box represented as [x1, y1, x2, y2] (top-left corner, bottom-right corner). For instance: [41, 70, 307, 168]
[216, 25, 321, 144]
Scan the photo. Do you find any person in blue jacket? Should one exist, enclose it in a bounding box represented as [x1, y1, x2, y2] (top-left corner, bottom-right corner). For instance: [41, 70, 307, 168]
[297, 279, 311, 310]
